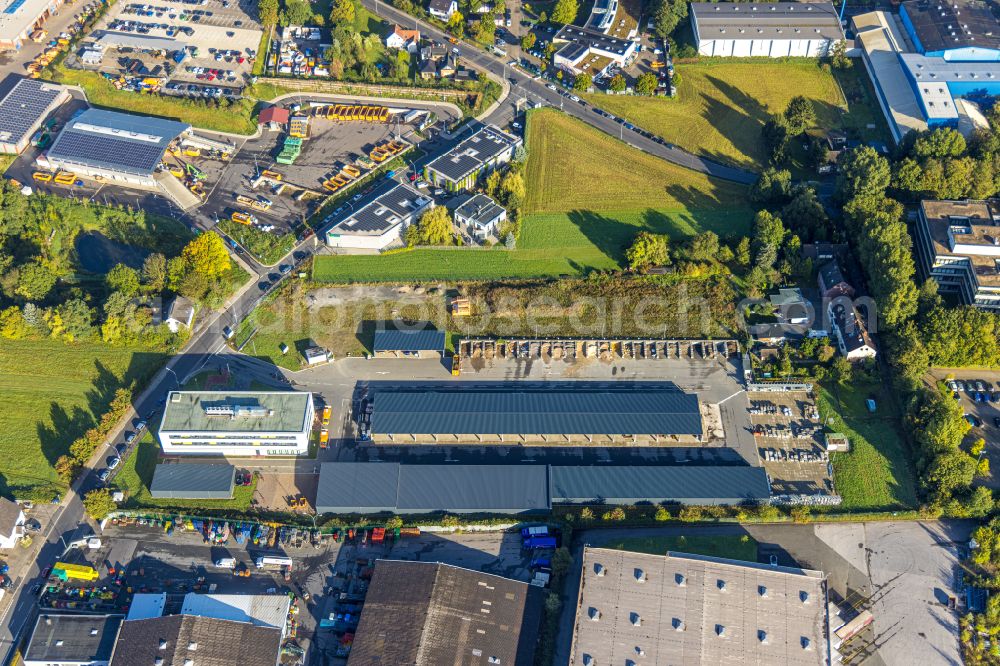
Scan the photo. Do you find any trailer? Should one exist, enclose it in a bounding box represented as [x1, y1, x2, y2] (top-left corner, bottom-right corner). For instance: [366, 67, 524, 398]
[255, 556, 293, 569]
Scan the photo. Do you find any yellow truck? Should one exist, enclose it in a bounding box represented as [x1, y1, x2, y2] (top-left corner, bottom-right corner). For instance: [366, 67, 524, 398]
[52, 562, 99, 582]
[53, 171, 76, 185]
[261, 169, 282, 181]
[319, 429, 329, 449]
[32, 172, 52, 182]
[231, 211, 257, 225]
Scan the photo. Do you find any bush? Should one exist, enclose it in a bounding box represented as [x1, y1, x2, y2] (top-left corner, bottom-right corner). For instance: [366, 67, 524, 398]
[655, 506, 672, 521]
[678, 506, 703, 522]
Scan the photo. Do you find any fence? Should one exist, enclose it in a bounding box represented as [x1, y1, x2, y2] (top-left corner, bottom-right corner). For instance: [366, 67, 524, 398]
[747, 382, 815, 392]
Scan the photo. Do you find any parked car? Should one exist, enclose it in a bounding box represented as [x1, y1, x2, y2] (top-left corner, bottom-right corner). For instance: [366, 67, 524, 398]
[966, 414, 982, 427]
[98, 469, 110, 482]
[107, 456, 120, 470]
[125, 432, 136, 444]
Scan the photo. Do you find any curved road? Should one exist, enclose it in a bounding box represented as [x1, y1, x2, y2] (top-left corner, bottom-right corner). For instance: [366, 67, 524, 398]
[364, 0, 758, 185]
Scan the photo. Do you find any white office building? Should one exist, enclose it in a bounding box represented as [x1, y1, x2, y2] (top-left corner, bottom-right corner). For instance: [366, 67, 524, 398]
[157, 391, 314, 457]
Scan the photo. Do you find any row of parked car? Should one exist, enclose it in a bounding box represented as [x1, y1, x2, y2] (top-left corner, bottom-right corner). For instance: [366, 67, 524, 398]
[96, 418, 148, 483]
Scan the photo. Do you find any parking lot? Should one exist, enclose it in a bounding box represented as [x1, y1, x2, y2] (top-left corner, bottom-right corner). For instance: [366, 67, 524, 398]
[747, 390, 833, 496]
[930, 369, 1000, 490]
[72, 0, 262, 96]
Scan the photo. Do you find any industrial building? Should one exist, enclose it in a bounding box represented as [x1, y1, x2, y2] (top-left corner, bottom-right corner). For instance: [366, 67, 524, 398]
[690, 1, 844, 58]
[23, 614, 123, 666]
[372, 327, 446, 358]
[913, 199, 1000, 311]
[570, 548, 830, 665]
[316, 463, 552, 514]
[348, 560, 542, 666]
[549, 465, 772, 505]
[423, 124, 521, 191]
[157, 391, 314, 457]
[110, 615, 282, 666]
[149, 463, 236, 500]
[323, 182, 433, 250]
[0, 0, 63, 50]
[0, 78, 67, 154]
[315, 462, 770, 514]
[366, 382, 703, 444]
[40, 108, 189, 187]
[853, 0, 1000, 143]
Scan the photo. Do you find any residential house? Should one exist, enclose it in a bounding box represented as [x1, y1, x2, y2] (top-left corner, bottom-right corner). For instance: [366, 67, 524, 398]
[419, 59, 438, 79]
[420, 44, 448, 62]
[0, 497, 24, 549]
[163, 296, 196, 333]
[385, 25, 420, 53]
[438, 56, 456, 78]
[429, 0, 458, 19]
[829, 301, 877, 361]
[818, 260, 854, 299]
[748, 287, 827, 344]
[452, 193, 506, 241]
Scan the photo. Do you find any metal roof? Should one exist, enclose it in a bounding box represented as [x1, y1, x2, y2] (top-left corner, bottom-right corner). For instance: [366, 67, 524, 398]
[425, 124, 521, 183]
[901, 0, 1000, 53]
[159, 391, 312, 434]
[549, 465, 772, 504]
[111, 615, 281, 666]
[94, 31, 186, 51]
[0, 79, 65, 148]
[316, 463, 401, 513]
[370, 384, 702, 435]
[350, 560, 542, 666]
[372, 328, 446, 352]
[47, 108, 189, 177]
[691, 1, 844, 40]
[315, 463, 551, 514]
[149, 464, 235, 499]
[24, 615, 123, 664]
[180, 593, 291, 630]
[571, 548, 829, 666]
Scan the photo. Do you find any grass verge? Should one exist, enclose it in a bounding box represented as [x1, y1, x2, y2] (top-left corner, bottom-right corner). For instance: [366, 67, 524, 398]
[604, 534, 759, 562]
[114, 436, 255, 511]
[819, 379, 918, 511]
[218, 220, 295, 266]
[0, 340, 168, 499]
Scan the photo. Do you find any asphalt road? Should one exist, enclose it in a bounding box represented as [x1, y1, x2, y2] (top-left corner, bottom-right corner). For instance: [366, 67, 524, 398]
[363, 0, 758, 185]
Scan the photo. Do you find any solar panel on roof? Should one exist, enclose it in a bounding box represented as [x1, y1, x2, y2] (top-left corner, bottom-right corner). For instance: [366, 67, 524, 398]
[4, 0, 26, 14]
[49, 130, 167, 175]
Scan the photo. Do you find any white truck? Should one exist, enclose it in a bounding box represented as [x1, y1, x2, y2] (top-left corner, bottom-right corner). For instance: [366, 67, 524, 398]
[214, 558, 237, 569]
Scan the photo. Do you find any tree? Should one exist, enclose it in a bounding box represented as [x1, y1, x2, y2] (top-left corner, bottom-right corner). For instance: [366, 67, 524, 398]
[913, 127, 966, 160]
[734, 237, 751, 267]
[182, 233, 231, 280]
[446, 10, 465, 36]
[831, 39, 852, 69]
[281, 0, 314, 26]
[54, 455, 79, 485]
[0, 306, 29, 339]
[749, 167, 792, 205]
[687, 231, 719, 262]
[415, 207, 454, 245]
[573, 71, 592, 91]
[836, 146, 891, 203]
[83, 488, 115, 521]
[53, 299, 94, 342]
[626, 231, 669, 271]
[783, 95, 816, 136]
[761, 116, 790, 164]
[329, 0, 356, 25]
[474, 14, 496, 42]
[499, 170, 525, 203]
[258, 0, 279, 25]
[520, 32, 536, 50]
[831, 355, 852, 384]
[15, 261, 56, 301]
[781, 186, 828, 242]
[635, 72, 658, 95]
[750, 209, 785, 274]
[142, 253, 167, 292]
[551, 0, 578, 24]
[652, 0, 687, 38]
[106, 264, 140, 297]
[608, 73, 626, 92]
[551, 547, 572, 578]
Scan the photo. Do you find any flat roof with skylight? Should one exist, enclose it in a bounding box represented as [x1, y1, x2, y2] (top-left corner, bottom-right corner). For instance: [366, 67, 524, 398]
[159, 391, 312, 434]
[570, 548, 829, 666]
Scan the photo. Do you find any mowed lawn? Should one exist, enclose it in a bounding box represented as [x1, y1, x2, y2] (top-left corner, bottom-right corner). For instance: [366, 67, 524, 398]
[818, 379, 918, 511]
[605, 535, 759, 562]
[313, 109, 751, 283]
[0, 340, 167, 499]
[585, 60, 847, 168]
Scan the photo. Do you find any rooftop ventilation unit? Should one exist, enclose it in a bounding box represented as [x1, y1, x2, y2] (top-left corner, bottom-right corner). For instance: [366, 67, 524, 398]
[595, 564, 606, 576]
[634, 569, 646, 583]
[672, 618, 685, 631]
[630, 613, 641, 627]
[717, 579, 727, 591]
[759, 585, 768, 598]
[589, 607, 601, 621]
[716, 624, 726, 637]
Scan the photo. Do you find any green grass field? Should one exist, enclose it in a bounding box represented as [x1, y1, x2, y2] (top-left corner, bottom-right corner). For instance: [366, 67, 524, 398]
[52, 68, 258, 134]
[0, 340, 167, 499]
[114, 436, 255, 511]
[313, 109, 751, 283]
[818, 379, 918, 511]
[605, 535, 758, 562]
[585, 60, 850, 168]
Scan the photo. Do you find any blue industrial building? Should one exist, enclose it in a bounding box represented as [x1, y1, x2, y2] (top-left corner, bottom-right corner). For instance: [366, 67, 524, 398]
[853, 1, 1000, 141]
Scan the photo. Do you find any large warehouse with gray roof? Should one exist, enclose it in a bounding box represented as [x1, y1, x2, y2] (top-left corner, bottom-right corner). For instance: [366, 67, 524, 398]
[315, 462, 770, 514]
[366, 382, 703, 443]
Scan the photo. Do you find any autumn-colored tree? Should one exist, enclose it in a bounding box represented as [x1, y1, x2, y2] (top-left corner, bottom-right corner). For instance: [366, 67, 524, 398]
[181, 233, 231, 280]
